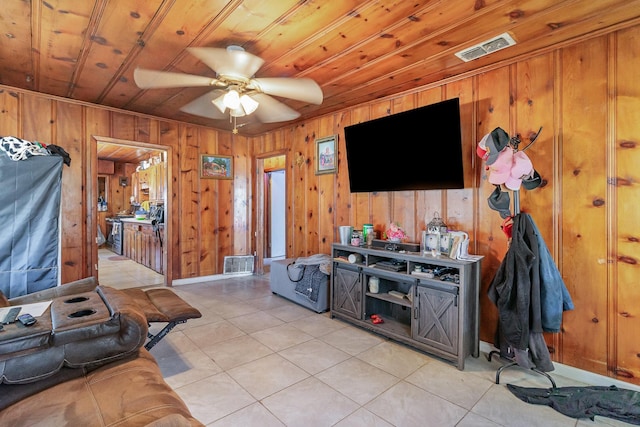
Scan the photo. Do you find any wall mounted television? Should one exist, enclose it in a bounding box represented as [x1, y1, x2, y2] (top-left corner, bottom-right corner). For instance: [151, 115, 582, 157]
[344, 98, 464, 193]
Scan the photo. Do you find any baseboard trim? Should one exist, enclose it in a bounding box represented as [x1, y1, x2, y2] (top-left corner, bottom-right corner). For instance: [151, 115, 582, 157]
[479, 341, 640, 391]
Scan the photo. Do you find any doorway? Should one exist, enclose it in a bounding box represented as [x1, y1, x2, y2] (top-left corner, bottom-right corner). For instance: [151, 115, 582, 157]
[266, 169, 286, 260]
[256, 153, 286, 274]
[91, 136, 171, 287]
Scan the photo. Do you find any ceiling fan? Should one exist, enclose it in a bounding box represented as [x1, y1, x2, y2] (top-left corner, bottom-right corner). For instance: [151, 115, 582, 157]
[133, 46, 323, 133]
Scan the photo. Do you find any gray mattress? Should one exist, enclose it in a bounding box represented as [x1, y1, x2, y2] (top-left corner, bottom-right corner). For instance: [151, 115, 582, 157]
[270, 258, 330, 313]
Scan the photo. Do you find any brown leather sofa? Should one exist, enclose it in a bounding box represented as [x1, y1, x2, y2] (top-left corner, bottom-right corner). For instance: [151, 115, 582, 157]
[0, 282, 203, 426]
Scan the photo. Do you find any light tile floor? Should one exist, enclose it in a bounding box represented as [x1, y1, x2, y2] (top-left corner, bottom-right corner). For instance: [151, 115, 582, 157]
[99, 253, 635, 426]
[143, 276, 636, 427]
[98, 247, 164, 289]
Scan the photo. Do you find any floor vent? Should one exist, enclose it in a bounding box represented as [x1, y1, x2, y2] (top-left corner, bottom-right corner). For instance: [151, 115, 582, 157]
[223, 255, 254, 275]
[455, 32, 516, 62]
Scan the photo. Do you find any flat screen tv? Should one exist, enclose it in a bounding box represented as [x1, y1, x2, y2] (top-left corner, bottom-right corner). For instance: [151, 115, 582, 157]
[344, 98, 464, 193]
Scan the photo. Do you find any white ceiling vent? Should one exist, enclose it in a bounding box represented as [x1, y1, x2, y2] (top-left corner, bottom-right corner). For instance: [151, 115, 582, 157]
[455, 33, 517, 62]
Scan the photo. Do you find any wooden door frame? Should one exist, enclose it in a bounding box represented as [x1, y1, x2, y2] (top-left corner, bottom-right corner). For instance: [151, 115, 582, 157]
[89, 136, 172, 285]
[255, 150, 287, 275]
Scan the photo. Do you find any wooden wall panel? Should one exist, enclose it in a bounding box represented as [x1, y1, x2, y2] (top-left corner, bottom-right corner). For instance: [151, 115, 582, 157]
[512, 53, 559, 352]
[0, 88, 19, 133]
[178, 127, 201, 277]
[56, 102, 85, 283]
[110, 113, 136, 141]
[444, 80, 475, 235]
[317, 114, 337, 255]
[614, 26, 640, 382]
[198, 129, 219, 276]
[134, 117, 152, 143]
[217, 131, 235, 272]
[303, 122, 320, 257]
[560, 37, 609, 375]
[159, 120, 180, 281]
[231, 132, 251, 259]
[475, 66, 512, 344]
[290, 124, 309, 257]
[334, 110, 352, 240]
[85, 107, 112, 280]
[22, 95, 53, 143]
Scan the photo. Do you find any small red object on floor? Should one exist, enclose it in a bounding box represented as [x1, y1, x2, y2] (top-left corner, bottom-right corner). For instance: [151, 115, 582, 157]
[371, 314, 384, 324]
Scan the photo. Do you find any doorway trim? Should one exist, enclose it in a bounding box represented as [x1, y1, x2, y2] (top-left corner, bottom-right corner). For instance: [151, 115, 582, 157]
[255, 150, 287, 275]
[89, 136, 172, 285]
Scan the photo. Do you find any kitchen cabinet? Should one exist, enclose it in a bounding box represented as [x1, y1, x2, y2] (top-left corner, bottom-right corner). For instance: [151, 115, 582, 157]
[330, 243, 481, 370]
[131, 163, 165, 204]
[122, 220, 163, 274]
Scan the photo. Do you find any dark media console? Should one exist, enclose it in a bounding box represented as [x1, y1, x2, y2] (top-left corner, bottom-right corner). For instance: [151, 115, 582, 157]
[331, 243, 482, 370]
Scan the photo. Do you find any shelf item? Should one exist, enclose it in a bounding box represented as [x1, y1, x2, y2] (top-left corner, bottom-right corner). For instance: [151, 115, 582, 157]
[330, 243, 482, 370]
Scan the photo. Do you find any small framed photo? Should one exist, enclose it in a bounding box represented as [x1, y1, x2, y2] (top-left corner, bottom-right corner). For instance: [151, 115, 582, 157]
[424, 233, 440, 253]
[439, 232, 451, 255]
[200, 154, 233, 179]
[315, 135, 338, 175]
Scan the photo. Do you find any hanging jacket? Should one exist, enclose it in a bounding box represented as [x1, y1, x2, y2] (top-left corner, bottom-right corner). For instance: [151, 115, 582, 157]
[488, 212, 573, 371]
[528, 218, 574, 332]
[488, 213, 541, 350]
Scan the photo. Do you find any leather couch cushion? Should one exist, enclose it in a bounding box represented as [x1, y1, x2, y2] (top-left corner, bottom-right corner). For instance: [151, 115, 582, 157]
[0, 286, 148, 384]
[0, 349, 204, 426]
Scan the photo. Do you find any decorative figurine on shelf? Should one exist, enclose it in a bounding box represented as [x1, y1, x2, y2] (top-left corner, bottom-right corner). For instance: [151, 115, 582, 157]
[425, 212, 448, 255]
[385, 222, 407, 243]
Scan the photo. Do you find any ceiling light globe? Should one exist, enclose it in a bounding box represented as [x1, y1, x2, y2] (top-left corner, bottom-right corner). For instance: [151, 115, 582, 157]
[239, 95, 259, 115]
[223, 90, 240, 109]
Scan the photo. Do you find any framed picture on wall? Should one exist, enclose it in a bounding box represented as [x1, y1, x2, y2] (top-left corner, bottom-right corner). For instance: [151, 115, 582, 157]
[200, 154, 233, 179]
[315, 135, 338, 175]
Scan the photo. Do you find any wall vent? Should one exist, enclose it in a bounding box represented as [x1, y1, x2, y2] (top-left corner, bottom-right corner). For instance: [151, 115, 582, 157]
[223, 255, 254, 275]
[455, 33, 517, 62]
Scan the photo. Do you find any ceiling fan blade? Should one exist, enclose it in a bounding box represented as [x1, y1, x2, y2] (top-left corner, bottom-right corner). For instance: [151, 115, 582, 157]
[179, 90, 228, 119]
[251, 93, 301, 123]
[134, 68, 216, 89]
[187, 46, 264, 79]
[251, 77, 323, 104]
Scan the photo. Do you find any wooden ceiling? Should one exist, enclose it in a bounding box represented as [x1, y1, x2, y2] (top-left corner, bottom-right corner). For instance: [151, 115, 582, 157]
[1, 0, 639, 136]
[96, 141, 163, 164]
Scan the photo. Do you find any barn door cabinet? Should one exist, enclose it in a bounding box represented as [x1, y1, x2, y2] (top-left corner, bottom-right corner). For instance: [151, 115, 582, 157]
[330, 243, 481, 370]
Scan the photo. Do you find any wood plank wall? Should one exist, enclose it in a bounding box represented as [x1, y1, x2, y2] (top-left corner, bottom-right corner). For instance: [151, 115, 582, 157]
[251, 26, 640, 385]
[0, 88, 252, 285]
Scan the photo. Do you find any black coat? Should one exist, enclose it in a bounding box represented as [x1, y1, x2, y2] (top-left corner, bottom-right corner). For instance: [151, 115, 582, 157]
[488, 213, 553, 371]
[488, 213, 542, 347]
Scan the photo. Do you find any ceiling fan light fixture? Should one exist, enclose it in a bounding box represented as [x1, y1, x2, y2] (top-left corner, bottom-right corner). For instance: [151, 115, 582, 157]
[239, 94, 259, 115]
[223, 89, 241, 109]
[211, 93, 227, 113]
[229, 106, 246, 117]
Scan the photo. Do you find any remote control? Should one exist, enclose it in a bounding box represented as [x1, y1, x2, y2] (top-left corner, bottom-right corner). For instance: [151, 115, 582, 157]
[18, 313, 37, 327]
[2, 307, 21, 324]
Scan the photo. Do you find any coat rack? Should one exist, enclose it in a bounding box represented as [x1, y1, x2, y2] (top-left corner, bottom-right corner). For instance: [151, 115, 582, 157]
[485, 126, 557, 389]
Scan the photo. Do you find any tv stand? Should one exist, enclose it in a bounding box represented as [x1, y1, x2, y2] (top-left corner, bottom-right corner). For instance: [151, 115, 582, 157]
[330, 243, 482, 370]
